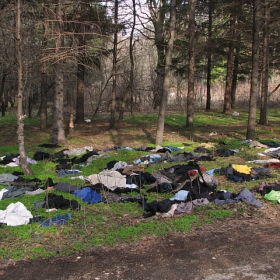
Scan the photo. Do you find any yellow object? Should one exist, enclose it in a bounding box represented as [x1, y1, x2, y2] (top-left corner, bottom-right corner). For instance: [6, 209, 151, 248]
[232, 164, 252, 174]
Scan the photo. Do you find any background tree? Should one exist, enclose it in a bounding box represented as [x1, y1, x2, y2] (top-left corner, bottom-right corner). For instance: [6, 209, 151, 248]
[16, 0, 33, 175]
[50, 0, 67, 144]
[259, 0, 270, 125]
[206, 0, 214, 111]
[246, 0, 261, 140]
[186, 0, 196, 127]
[156, 0, 176, 145]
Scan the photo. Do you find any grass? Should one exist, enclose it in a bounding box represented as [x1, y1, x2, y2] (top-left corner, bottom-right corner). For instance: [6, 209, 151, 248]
[0, 109, 279, 261]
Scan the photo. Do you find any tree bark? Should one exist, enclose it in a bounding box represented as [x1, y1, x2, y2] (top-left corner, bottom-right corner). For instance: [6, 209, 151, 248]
[39, 23, 48, 130]
[147, 0, 167, 110]
[231, 38, 240, 110]
[186, 0, 196, 127]
[156, 0, 176, 146]
[0, 71, 7, 117]
[259, 0, 270, 126]
[246, 0, 260, 140]
[118, 0, 136, 121]
[51, 0, 66, 144]
[109, 0, 118, 129]
[75, 33, 85, 124]
[16, 0, 33, 176]
[206, 0, 213, 111]
[223, 13, 235, 114]
[76, 49, 85, 124]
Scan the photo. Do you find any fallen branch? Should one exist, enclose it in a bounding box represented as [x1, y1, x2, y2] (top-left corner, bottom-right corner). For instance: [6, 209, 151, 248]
[268, 83, 280, 98]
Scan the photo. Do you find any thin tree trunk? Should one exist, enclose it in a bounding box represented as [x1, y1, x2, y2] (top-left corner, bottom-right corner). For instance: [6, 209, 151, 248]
[186, 0, 196, 127]
[76, 35, 85, 124]
[223, 13, 235, 114]
[39, 24, 48, 130]
[206, 0, 213, 111]
[40, 68, 48, 129]
[51, 0, 66, 144]
[259, 0, 270, 125]
[155, 0, 176, 146]
[119, 0, 136, 121]
[16, 0, 33, 176]
[0, 71, 7, 117]
[246, 0, 260, 140]
[231, 40, 240, 110]
[148, 0, 167, 110]
[109, 0, 118, 129]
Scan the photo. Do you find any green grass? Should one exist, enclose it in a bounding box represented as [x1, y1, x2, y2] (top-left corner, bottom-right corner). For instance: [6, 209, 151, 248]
[0, 109, 279, 261]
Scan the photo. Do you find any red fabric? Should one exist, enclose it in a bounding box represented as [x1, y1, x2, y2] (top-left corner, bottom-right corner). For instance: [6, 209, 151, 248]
[187, 170, 198, 176]
[263, 163, 280, 169]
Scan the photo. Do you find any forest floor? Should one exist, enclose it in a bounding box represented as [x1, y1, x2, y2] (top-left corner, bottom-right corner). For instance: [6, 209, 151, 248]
[1, 113, 280, 279]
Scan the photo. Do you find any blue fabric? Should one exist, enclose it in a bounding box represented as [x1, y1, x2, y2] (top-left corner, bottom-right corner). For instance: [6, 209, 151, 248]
[214, 188, 263, 208]
[170, 190, 189, 201]
[148, 154, 162, 163]
[40, 213, 72, 227]
[57, 169, 81, 177]
[227, 175, 244, 182]
[206, 169, 215, 176]
[73, 187, 102, 204]
[163, 146, 182, 151]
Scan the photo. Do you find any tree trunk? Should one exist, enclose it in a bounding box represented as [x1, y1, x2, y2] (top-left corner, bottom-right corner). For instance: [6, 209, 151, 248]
[109, 0, 118, 129]
[16, 0, 33, 176]
[186, 0, 196, 127]
[231, 40, 240, 110]
[51, 0, 66, 144]
[148, 0, 167, 110]
[76, 35, 85, 124]
[246, 0, 260, 140]
[40, 67, 48, 130]
[76, 60, 85, 124]
[39, 25, 48, 130]
[155, 0, 176, 146]
[223, 13, 235, 114]
[0, 71, 7, 117]
[259, 0, 270, 126]
[206, 0, 213, 111]
[119, 0, 136, 121]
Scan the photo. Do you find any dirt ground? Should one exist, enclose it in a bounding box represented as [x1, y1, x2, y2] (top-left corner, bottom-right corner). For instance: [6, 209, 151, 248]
[1, 204, 280, 280]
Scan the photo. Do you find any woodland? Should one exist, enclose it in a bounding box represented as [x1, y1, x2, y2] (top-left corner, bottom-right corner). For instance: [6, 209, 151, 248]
[0, 0, 280, 175]
[1, 0, 280, 269]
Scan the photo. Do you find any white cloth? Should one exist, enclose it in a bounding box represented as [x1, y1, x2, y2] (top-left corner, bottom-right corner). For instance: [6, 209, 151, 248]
[0, 202, 33, 226]
[0, 188, 8, 200]
[86, 170, 126, 190]
[25, 189, 45, 195]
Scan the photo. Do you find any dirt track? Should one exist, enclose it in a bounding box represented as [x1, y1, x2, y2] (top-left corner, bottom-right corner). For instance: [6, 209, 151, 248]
[1, 207, 280, 280]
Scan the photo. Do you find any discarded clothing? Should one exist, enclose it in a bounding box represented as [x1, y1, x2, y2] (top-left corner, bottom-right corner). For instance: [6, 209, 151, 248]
[0, 202, 33, 226]
[0, 173, 18, 186]
[170, 190, 189, 201]
[214, 188, 263, 208]
[160, 151, 193, 162]
[264, 190, 280, 203]
[86, 170, 126, 190]
[73, 187, 102, 204]
[43, 193, 80, 210]
[251, 180, 280, 195]
[40, 213, 72, 227]
[175, 198, 210, 214]
[54, 182, 82, 192]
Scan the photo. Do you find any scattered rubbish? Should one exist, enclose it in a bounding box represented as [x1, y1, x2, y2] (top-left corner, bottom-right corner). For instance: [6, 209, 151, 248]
[232, 111, 239, 117]
[209, 131, 218, 136]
